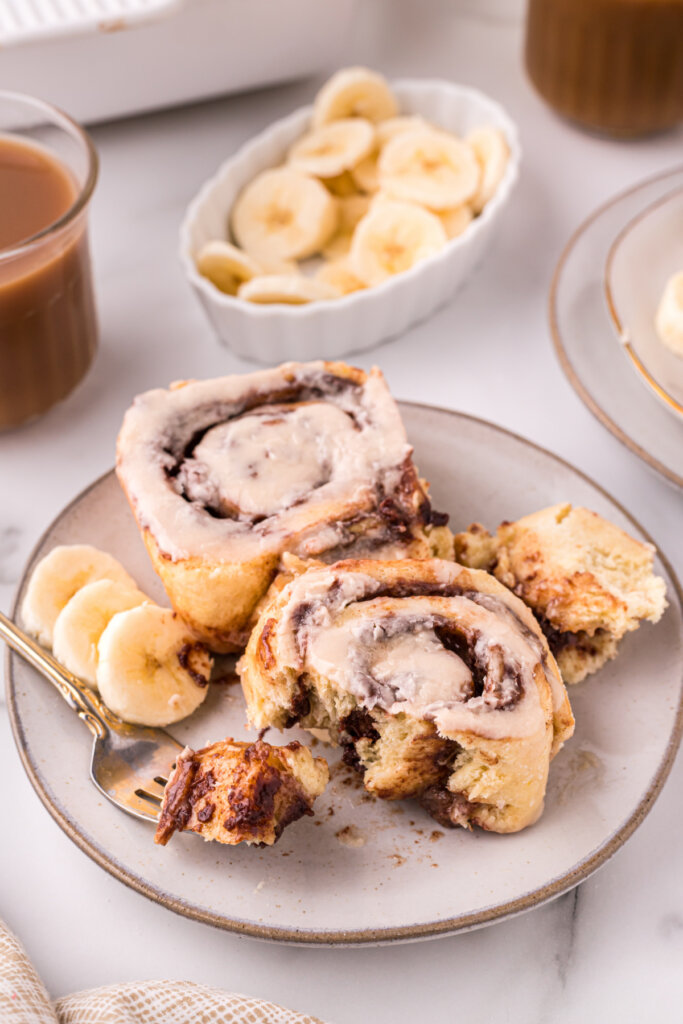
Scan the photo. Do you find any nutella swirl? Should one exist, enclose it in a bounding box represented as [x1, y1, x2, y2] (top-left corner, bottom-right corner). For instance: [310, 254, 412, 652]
[272, 561, 569, 742]
[117, 362, 435, 563]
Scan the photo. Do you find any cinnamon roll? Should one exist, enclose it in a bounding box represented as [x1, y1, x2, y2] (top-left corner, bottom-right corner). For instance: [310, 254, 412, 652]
[116, 361, 451, 653]
[454, 504, 667, 684]
[155, 738, 328, 847]
[239, 558, 574, 833]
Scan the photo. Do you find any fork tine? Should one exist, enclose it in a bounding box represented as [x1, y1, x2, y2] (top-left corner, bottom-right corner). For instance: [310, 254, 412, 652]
[135, 787, 163, 806]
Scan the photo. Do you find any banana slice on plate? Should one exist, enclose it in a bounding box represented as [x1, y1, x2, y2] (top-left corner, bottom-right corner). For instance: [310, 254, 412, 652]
[288, 118, 375, 179]
[655, 271, 683, 356]
[21, 545, 138, 648]
[312, 66, 398, 127]
[437, 203, 474, 239]
[466, 126, 510, 214]
[316, 258, 366, 295]
[379, 129, 480, 210]
[195, 240, 262, 295]
[53, 579, 148, 688]
[350, 199, 447, 286]
[97, 605, 212, 727]
[231, 167, 338, 262]
[238, 274, 340, 304]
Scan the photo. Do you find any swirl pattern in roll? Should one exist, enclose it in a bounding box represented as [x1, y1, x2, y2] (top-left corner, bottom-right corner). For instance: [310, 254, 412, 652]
[116, 361, 451, 652]
[240, 557, 575, 833]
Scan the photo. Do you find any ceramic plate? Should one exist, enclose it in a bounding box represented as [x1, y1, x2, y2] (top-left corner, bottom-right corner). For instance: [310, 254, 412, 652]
[605, 186, 683, 419]
[551, 166, 683, 489]
[6, 404, 683, 945]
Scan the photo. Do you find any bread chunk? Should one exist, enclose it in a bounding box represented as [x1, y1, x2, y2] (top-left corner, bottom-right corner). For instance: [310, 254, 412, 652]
[454, 503, 667, 683]
[155, 738, 329, 847]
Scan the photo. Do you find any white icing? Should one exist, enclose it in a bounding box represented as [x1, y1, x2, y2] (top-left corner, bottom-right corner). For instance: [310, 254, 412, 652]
[116, 363, 411, 562]
[178, 403, 356, 518]
[273, 561, 564, 742]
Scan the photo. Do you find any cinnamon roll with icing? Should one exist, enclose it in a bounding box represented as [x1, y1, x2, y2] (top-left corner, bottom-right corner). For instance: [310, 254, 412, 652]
[239, 558, 574, 833]
[116, 361, 451, 652]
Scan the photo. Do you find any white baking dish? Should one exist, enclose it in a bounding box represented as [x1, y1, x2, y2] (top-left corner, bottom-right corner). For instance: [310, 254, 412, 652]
[0, 0, 360, 125]
[180, 78, 521, 363]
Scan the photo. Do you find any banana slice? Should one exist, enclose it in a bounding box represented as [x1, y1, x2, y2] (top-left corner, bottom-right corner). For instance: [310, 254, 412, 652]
[437, 203, 474, 239]
[288, 118, 375, 179]
[322, 229, 353, 261]
[338, 193, 371, 232]
[351, 152, 380, 194]
[466, 126, 510, 214]
[655, 271, 683, 356]
[376, 115, 430, 148]
[238, 274, 340, 304]
[195, 240, 262, 295]
[22, 545, 137, 648]
[231, 167, 338, 262]
[96, 605, 212, 727]
[378, 129, 480, 210]
[350, 199, 447, 286]
[312, 66, 398, 127]
[316, 258, 366, 295]
[320, 171, 359, 197]
[53, 579, 148, 688]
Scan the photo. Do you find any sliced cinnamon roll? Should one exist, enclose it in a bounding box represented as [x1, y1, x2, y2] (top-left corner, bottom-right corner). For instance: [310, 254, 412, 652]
[454, 504, 668, 684]
[239, 558, 574, 834]
[116, 361, 451, 653]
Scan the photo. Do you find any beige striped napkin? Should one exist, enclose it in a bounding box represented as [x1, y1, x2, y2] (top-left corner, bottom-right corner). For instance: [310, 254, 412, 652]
[0, 919, 326, 1024]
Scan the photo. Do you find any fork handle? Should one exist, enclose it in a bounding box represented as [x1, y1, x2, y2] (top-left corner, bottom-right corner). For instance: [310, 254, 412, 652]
[0, 609, 111, 739]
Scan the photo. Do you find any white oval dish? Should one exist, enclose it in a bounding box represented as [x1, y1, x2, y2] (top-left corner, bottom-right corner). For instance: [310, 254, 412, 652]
[179, 80, 520, 363]
[6, 405, 682, 945]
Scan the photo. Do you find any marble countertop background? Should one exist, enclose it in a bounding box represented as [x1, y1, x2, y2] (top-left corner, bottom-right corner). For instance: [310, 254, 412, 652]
[1, 2, 682, 1020]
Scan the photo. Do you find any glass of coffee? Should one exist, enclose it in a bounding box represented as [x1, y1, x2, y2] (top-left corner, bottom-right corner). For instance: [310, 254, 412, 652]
[0, 93, 99, 430]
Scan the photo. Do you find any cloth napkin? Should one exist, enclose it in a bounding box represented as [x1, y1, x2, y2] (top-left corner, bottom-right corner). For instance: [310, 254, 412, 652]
[0, 919, 326, 1024]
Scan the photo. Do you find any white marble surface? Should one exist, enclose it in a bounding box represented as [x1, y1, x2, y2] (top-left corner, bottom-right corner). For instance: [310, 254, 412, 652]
[1, 2, 682, 1020]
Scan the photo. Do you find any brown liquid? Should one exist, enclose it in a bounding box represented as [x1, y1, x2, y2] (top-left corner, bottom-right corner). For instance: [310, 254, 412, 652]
[0, 135, 97, 429]
[525, 0, 683, 136]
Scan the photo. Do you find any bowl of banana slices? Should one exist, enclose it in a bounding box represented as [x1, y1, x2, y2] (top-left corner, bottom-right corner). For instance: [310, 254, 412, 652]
[180, 67, 520, 362]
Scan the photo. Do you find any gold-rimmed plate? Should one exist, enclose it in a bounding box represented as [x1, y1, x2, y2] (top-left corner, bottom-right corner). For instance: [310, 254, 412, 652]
[551, 166, 683, 489]
[6, 404, 683, 945]
[605, 186, 683, 421]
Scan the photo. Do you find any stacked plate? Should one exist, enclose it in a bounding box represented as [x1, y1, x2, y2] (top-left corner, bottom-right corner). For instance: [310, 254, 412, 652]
[551, 167, 683, 489]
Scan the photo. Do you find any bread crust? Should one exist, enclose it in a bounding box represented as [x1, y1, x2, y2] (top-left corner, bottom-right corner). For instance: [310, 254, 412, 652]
[155, 738, 328, 846]
[455, 504, 667, 683]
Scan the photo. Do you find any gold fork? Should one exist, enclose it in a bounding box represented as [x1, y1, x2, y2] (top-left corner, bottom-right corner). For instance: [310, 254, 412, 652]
[1, 610, 179, 822]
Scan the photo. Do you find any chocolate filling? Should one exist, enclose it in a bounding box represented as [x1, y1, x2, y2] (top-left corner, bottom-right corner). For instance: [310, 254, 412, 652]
[177, 642, 210, 687]
[534, 612, 607, 658]
[222, 742, 313, 843]
[154, 758, 216, 845]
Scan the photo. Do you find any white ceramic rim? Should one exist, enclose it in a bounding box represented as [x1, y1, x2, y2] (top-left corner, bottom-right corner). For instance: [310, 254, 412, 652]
[6, 404, 683, 946]
[603, 184, 683, 422]
[178, 79, 520, 316]
[550, 164, 683, 491]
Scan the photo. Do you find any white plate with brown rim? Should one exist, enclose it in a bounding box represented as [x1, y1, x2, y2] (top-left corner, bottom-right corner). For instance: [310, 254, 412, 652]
[605, 185, 683, 422]
[6, 403, 683, 945]
[551, 166, 683, 489]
